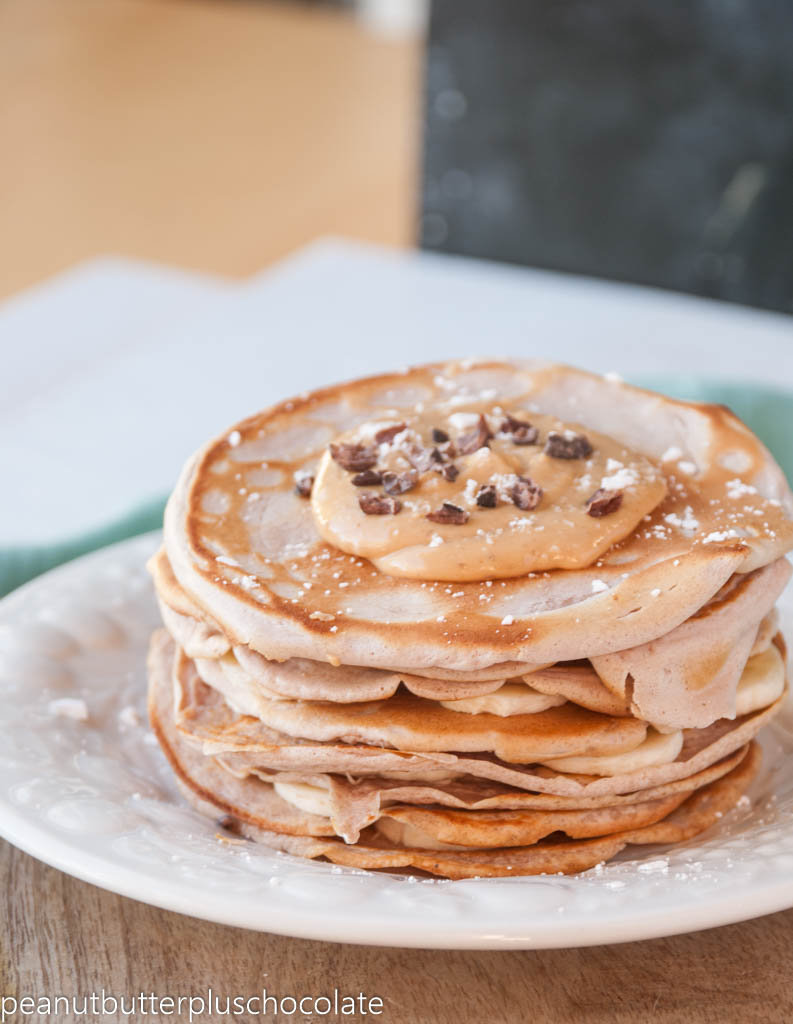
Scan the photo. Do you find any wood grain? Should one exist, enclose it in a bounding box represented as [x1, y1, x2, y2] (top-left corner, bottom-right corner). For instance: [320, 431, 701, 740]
[0, 0, 419, 300]
[2, 837, 793, 1024]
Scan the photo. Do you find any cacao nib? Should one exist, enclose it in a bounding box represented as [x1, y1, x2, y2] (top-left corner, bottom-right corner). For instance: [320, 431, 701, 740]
[457, 415, 493, 455]
[404, 446, 428, 471]
[431, 427, 450, 443]
[544, 432, 593, 460]
[500, 414, 539, 446]
[438, 463, 460, 482]
[427, 502, 469, 525]
[351, 469, 383, 486]
[475, 484, 498, 508]
[586, 488, 624, 517]
[374, 422, 407, 445]
[382, 470, 418, 495]
[330, 442, 379, 471]
[405, 445, 445, 472]
[359, 493, 402, 515]
[510, 476, 543, 511]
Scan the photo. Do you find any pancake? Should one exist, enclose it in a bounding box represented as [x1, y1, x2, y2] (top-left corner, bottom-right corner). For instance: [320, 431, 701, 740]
[225, 738, 756, 879]
[149, 659, 761, 877]
[187, 639, 784, 776]
[524, 663, 631, 716]
[151, 546, 539, 681]
[163, 360, 793, 672]
[154, 545, 780, 724]
[190, 647, 648, 763]
[229, 747, 750, 843]
[591, 558, 791, 728]
[153, 538, 785, 738]
[372, 794, 691, 849]
[147, 359, 793, 879]
[151, 630, 782, 800]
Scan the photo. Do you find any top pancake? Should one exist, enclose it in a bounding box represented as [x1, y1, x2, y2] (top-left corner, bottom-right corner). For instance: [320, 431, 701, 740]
[163, 360, 793, 670]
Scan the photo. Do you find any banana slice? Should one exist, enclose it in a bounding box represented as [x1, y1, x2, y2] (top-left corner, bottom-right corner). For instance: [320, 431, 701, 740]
[274, 780, 331, 817]
[376, 818, 469, 851]
[735, 643, 785, 716]
[541, 727, 683, 777]
[440, 682, 566, 717]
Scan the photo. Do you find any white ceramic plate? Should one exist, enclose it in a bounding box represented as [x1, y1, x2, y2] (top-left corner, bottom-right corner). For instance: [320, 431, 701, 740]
[2, 533, 793, 949]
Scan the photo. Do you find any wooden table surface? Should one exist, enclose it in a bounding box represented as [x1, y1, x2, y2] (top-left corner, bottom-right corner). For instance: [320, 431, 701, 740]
[1, 2, 792, 1021]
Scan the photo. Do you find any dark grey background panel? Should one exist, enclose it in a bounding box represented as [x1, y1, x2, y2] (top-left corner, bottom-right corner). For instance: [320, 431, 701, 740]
[421, 0, 793, 314]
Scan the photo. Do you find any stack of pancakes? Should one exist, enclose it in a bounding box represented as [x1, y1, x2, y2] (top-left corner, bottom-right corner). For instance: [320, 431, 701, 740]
[148, 361, 793, 878]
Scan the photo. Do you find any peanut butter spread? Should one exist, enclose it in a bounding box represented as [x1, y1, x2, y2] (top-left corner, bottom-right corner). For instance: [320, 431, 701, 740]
[310, 408, 667, 581]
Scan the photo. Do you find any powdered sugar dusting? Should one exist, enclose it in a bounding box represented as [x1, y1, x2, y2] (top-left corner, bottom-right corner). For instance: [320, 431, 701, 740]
[600, 464, 639, 491]
[702, 529, 742, 544]
[664, 507, 700, 533]
[727, 479, 758, 500]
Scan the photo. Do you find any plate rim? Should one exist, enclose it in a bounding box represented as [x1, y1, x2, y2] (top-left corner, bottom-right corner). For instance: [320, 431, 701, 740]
[2, 801, 793, 949]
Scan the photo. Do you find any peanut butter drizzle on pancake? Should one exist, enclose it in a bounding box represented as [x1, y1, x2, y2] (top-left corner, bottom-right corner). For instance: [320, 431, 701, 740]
[311, 411, 666, 580]
[166, 361, 793, 670]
